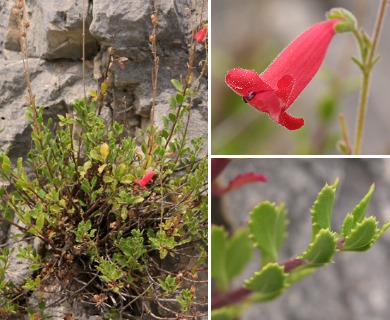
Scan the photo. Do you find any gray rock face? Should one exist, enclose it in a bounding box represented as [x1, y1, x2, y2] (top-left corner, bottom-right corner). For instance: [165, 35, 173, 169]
[0, 0, 208, 154]
[215, 158, 390, 320]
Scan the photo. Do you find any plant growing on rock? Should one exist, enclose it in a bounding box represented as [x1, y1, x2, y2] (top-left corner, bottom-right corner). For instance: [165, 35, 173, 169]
[0, 0, 208, 319]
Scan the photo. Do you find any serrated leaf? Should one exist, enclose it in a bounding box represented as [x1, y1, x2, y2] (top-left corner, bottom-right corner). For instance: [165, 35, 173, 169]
[311, 179, 338, 240]
[244, 263, 286, 301]
[342, 217, 378, 251]
[249, 202, 287, 266]
[225, 229, 253, 282]
[374, 220, 390, 243]
[341, 213, 355, 236]
[351, 184, 374, 223]
[300, 229, 337, 265]
[211, 226, 229, 292]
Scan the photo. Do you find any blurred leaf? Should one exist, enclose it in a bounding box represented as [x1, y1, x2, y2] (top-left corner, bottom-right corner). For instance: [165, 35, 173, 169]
[0, 154, 11, 174]
[211, 226, 229, 292]
[100, 143, 109, 161]
[211, 306, 243, 320]
[317, 95, 338, 123]
[35, 211, 45, 233]
[171, 79, 183, 92]
[225, 229, 253, 282]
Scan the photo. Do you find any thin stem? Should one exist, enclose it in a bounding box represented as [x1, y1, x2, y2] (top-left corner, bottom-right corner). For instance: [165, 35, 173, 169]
[353, 0, 388, 154]
[82, 0, 86, 100]
[211, 258, 306, 310]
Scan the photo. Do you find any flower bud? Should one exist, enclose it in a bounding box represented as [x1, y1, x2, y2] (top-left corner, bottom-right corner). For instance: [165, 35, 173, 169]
[326, 8, 357, 33]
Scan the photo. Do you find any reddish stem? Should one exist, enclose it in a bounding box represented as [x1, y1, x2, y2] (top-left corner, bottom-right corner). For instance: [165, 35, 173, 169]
[211, 258, 306, 310]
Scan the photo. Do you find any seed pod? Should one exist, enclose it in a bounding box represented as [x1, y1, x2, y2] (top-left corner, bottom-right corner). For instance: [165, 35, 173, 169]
[149, 34, 155, 43]
[24, 19, 30, 28]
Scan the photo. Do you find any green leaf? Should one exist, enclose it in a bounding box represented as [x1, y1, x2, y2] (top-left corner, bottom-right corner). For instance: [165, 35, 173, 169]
[171, 79, 183, 92]
[169, 96, 177, 109]
[352, 184, 374, 222]
[120, 174, 134, 184]
[1, 154, 11, 174]
[311, 179, 338, 240]
[35, 211, 45, 232]
[176, 93, 184, 105]
[168, 112, 177, 122]
[374, 220, 390, 243]
[211, 226, 229, 292]
[244, 263, 286, 301]
[342, 217, 378, 251]
[211, 306, 242, 320]
[342, 184, 375, 237]
[286, 265, 315, 286]
[248, 202, 287, 266]
[225, 229, 253, 282]
[300, 229, 337, 265]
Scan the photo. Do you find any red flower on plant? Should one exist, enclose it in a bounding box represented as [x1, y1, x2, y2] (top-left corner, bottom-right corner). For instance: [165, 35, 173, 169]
[194, 25, 208, 43]
[211, 159, 267, 196]
[225, 19, 341, 130]
[134, 171, 154, 189]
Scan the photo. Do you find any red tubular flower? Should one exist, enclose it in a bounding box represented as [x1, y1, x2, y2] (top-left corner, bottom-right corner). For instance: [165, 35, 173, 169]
[134, 171, 154, 189]
[211, 159, 267, 196]
[194, 26, 208, 43]
[226, 19, 341, 130]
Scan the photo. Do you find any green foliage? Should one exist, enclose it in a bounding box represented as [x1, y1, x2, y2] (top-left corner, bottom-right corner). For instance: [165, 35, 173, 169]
[211, 227, 253, 292]
[300, 229, 337, 265]
[0, 83, 207, 317]
[245, 263, 286, 302]
[311, 179, 338, 240]
[158, 275, 178, 295]
[212, 179, 390, 316]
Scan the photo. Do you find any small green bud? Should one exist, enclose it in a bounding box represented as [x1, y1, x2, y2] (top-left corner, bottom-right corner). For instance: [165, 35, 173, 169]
[326, 8, 358, 33]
